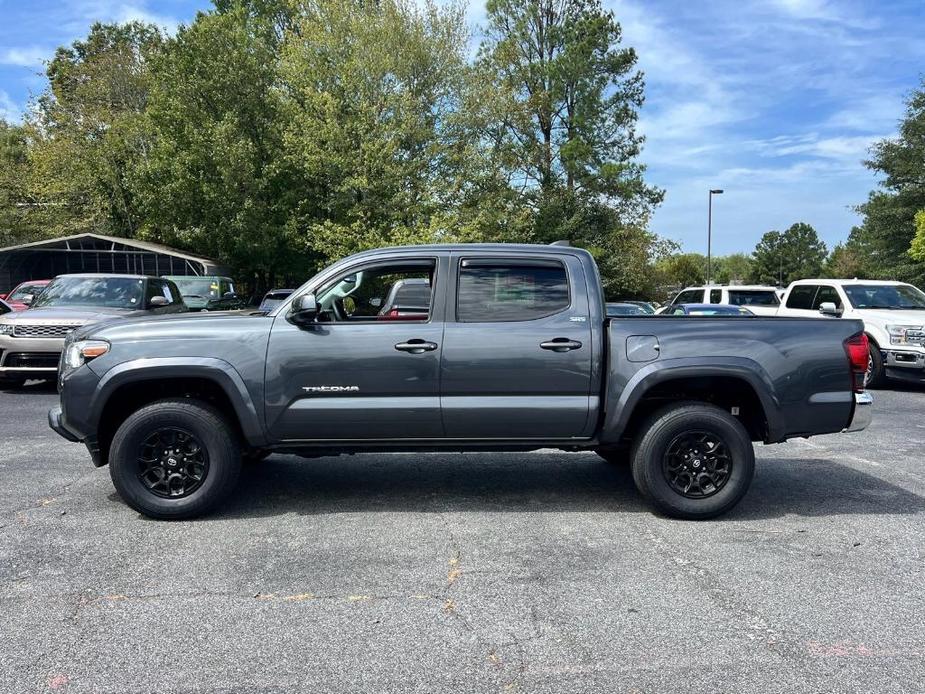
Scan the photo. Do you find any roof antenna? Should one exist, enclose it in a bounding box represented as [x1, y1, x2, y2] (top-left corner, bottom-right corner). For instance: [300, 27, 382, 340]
[550, 240, 571, 247]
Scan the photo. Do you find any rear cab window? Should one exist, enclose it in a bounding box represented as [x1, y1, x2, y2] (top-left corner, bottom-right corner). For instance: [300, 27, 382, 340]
[728, 290, 780, 306]
[456, 259, 569, 322]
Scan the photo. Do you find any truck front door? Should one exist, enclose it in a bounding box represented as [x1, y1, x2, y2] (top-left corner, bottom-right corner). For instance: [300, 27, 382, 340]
[439, 254, 595, 440]
[264, 257, 446, 441]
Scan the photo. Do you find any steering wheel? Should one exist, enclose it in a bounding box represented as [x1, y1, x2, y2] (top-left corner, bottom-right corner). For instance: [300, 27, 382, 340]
[331, 298, 347, 321]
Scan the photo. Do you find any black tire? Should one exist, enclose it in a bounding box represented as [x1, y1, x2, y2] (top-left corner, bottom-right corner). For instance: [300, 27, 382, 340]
[594, 447, 628, 465]
[109, 399, 242, 519]
[631, 402, 755, 520]
[866, 342, 885, 388]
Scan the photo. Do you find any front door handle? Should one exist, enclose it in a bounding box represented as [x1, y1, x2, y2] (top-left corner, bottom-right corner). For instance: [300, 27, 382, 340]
[395, 339, 439, 354]
[540, 338, 583, 352]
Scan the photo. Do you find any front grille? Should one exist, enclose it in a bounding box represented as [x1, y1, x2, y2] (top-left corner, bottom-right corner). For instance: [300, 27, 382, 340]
[905, 329, 925, 346]
[12, 324, 77, 338]
[4, 352, 61, 369]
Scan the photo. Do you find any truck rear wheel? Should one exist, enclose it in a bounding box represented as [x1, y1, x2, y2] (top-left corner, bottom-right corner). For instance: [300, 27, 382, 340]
[631, 402, 754, 520]
[108, 399, 242, 519]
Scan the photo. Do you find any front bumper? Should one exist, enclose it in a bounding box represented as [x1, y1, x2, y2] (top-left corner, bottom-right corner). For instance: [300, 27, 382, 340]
[844, 392, 873, 433]
[883, 348, 925, 382]
[48, 406, 80, 442]
[49, 405, 104, 466]
[0, 334, 64, 377]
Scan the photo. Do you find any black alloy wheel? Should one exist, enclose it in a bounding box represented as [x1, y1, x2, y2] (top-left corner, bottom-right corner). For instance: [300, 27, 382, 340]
[662, 431, 732, 499]
[138, 427, 210, 498]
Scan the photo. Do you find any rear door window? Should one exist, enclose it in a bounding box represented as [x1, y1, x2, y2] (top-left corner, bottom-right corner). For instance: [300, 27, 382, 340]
[709, 289, 722, 303]
[457, 260, 569, 322]
[785, 285, 817, 309]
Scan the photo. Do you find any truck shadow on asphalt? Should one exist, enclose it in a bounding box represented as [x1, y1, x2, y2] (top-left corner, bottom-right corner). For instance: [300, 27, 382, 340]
[208, 453, 925, 521]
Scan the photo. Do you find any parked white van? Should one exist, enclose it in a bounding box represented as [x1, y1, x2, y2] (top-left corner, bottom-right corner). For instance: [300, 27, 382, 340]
[665, 285, 781, 316]
[777, 279, 925, 386]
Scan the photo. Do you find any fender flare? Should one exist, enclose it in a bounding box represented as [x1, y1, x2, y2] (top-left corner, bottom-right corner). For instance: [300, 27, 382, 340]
[90, 357, 267, 446]
[598, 357, 784, 445]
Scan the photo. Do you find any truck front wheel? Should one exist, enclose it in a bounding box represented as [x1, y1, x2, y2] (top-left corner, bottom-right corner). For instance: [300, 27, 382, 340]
[865, 342, 885, 388]
[631, 402, 754, 520]
[108, 399, 242, 519]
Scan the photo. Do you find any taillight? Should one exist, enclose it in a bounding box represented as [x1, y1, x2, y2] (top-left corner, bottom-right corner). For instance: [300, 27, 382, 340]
[843, 332, 869, 393]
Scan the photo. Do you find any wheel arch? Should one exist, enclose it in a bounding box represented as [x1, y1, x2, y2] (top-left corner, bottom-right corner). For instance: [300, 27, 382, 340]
[90, 358, 266, 466]
[600, 359, 783, 446]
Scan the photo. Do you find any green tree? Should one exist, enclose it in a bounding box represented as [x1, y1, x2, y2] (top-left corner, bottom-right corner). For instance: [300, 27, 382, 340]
[751, 222, 827, 286]
[854, 79, 925, 283]
[278, 0, 470, 263]
[469, 0, 663, 294]
[825, 237, 869, 278]
[27, 22, 163, 238]
[0, 120, 40, 246]
[655, 252, 706, 290]
[908, 210, 925, 262]
[712, 253, 753, 284]
[131, 2, 304, 291]
[476, 0, 659, 203]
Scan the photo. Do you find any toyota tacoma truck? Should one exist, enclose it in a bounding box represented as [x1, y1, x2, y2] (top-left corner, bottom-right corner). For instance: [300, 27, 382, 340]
[49, 244, 873, 520]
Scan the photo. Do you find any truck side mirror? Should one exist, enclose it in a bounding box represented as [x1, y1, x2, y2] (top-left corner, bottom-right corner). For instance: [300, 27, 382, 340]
[818, 301, 840, 317]
[149, 295, 170, 307]
[289, 293, 319, 324]
[21, 293, 34, 306]
[223, 291, 237, 300]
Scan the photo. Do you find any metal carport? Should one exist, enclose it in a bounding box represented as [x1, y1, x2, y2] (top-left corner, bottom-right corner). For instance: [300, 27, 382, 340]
[0, 233, 226, 294]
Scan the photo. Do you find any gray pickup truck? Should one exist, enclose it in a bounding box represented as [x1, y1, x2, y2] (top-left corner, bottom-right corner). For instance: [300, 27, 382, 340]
[49, 244, 872, 520]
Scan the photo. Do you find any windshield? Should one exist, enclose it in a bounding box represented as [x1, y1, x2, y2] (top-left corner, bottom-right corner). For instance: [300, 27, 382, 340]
[607, 303, 646, 316]
[32, 277, 144, 309]
[683, 305, 752, 315]
[172, 278, 221, 299]
[728, 290, 779, 306]
[842, 284, 925, 310]
[9, 283, 46, 302]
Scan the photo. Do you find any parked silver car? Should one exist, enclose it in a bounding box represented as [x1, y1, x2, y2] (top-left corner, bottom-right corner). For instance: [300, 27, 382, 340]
[0, 274, 186, 385]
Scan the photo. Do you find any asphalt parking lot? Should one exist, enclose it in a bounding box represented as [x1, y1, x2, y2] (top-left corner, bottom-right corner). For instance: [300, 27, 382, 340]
[2, 383, 925, 693]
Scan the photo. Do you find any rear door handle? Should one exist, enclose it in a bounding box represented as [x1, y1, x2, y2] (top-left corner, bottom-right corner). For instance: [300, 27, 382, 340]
[395, 339, 439, 354]
[540, 338, 583, 352]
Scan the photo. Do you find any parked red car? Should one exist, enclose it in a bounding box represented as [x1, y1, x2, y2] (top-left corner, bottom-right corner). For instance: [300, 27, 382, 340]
[1, 279, 51, 311]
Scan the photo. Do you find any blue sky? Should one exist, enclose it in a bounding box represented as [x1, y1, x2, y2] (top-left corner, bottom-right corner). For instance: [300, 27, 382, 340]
[1, 0, 923, 255]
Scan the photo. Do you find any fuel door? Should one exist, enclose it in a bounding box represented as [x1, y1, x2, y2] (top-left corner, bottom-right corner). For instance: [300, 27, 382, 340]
[626, 335, 660, 363]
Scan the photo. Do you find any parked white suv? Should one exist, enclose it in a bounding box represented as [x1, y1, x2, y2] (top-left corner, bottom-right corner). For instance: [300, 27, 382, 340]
[665, 285, 781, 316]
[777, 279, 925, 386]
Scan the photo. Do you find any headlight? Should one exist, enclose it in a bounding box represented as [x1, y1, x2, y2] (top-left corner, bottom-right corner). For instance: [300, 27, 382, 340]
[887, 324, 925, 346]
[0, 324, 13, 336]
[63, 339, 110, 370]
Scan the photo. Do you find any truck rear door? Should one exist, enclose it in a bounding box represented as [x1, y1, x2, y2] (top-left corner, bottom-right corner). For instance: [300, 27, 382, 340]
[439, 253, 595, 439]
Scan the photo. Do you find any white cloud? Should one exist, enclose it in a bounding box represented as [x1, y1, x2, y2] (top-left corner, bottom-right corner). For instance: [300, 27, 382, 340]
[59, 0, 181, 33]
[745, 133, 882, 164]
[0, 90, 22, 122]
[0, 46, 49, 68]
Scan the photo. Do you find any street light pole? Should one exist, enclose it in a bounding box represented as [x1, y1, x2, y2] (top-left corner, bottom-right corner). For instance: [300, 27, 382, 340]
[707, 189, 724, 285]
